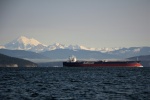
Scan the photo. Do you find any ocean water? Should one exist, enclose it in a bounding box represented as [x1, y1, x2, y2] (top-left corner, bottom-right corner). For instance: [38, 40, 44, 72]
[0, 67, 150, 100]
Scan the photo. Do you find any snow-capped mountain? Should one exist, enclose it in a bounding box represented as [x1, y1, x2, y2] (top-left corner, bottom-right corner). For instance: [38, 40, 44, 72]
[67, 45, 89, 50]
[45, 43, 66, 51]
[5, 36, 47, 51]
[3, 36, 117, 52]
[0, 36, 150, 60]
[1, 36, 150, 56]
[44, 43, 96, 51]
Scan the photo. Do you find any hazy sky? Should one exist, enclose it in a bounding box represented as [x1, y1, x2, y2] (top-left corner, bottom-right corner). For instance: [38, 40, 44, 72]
[0, 0, 150, 48]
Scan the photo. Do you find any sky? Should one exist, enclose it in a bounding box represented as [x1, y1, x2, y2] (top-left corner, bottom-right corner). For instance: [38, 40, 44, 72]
[0, 0, 150, 48]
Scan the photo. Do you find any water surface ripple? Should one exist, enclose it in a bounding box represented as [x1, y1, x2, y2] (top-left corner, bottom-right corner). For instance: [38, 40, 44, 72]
[0, 67, 150, 100]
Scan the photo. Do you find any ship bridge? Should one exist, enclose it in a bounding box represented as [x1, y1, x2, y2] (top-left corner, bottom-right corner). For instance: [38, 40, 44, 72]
[68, 55, 77, 62]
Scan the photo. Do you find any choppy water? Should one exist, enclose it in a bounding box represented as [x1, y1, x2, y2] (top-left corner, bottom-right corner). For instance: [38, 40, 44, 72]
[0, 67, 150, 100]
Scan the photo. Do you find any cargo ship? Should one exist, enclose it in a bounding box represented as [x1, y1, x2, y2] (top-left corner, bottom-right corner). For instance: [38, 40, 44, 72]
[63, 56, 143, 67]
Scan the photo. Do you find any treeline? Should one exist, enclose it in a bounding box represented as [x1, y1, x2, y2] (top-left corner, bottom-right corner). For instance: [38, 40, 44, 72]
[0, 53, 37, 67]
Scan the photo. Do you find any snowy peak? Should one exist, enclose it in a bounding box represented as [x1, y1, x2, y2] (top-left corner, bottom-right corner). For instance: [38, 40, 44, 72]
[45, 43, 93, 51]
[15, 36, 42, 46]
[52, 43, 65, 48]
[67, 45, 81, 50]
[5, 36, 46, 50]
[67, 45, 93, 51]
[3, 36, 121, 52]
[45, 43, 66, 50]
[2, 36, 149, 55]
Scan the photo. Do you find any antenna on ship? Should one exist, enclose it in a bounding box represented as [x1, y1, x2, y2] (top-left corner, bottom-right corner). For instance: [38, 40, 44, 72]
[137, 57, 138, 61]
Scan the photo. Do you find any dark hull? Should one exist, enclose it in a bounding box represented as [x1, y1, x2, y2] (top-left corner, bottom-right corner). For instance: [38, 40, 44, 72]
[63, 61, 143, 67]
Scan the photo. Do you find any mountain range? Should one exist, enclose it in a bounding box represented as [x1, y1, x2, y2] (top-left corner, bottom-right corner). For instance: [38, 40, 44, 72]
[0, 36, 150, 60]
[0, 36, 120, 52]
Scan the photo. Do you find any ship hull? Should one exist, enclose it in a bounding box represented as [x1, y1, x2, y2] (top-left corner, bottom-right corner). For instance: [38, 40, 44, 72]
[63, 61, 143, 67]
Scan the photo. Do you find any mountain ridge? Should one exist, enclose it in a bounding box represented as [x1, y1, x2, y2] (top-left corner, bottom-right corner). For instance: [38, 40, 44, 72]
[0, 36, 149, 61]
[0, 36, 122, 52]
[4, 36, 47, 51]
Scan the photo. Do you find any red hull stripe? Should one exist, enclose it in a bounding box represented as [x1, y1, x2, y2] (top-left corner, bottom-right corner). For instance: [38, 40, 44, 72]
[63, 63, 142, 67]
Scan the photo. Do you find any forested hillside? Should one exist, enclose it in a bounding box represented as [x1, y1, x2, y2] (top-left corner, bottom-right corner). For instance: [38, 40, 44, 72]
[0, 53, 37, 67]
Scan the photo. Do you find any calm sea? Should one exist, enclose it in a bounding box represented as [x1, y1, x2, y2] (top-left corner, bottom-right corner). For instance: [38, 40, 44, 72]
[0, 67, 150, 100]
